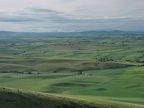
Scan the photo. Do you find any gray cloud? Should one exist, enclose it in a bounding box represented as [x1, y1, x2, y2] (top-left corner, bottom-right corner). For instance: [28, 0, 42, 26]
[0, 5, 144, 32]
[0, 12, 40, 22]
[0, 16, 38, 22]
[0, 8, 64, 23]
[0, 7, 97, 24]
[30, 8, 61, 14]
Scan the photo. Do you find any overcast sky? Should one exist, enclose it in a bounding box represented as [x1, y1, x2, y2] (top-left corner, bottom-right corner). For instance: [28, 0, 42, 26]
[0, 0, 144, 32]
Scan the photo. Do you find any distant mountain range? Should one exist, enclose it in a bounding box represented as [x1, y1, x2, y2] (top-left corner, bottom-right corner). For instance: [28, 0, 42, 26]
[0, 30, 144, 36]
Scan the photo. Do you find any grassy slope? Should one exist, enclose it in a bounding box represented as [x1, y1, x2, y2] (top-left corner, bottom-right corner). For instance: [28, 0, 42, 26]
[0, 67, 144, 106]
[0, 87, 144, 108]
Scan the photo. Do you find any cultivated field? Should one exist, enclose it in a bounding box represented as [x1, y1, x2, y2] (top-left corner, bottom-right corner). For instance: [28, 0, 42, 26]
[0, 31, 144, 108]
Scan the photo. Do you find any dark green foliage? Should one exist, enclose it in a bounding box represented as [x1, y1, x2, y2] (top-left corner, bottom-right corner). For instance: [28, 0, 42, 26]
[28, 71, 32, 74]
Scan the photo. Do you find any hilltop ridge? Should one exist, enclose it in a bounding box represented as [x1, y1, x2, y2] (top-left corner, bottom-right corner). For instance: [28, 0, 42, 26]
[0, 87, 144, 108]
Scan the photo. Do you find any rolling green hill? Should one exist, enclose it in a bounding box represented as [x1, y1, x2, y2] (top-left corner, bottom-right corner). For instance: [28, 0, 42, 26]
[0, 31, 143, 72]
[0, 31, 144, 108]
[0, 67, 144, 107]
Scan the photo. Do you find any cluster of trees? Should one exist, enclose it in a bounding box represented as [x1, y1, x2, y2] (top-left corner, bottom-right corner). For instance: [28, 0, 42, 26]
[125, 59, 144, 63]
[98, 58, 114, 62]
[0, 70, 33, 74]
[75, 70, 83, 75]
[97, 57, 144, 64]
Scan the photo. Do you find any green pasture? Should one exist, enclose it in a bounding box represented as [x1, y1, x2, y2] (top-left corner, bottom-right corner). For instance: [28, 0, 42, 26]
[0, 67, 144, 106]
[0, 32, 144, 107]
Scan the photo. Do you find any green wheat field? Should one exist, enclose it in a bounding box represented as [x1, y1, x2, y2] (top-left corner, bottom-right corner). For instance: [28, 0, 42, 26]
[0, 31, 144, 108]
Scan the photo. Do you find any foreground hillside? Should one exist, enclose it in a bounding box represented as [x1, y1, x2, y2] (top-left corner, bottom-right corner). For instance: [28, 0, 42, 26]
[0, 87, 144, 108]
